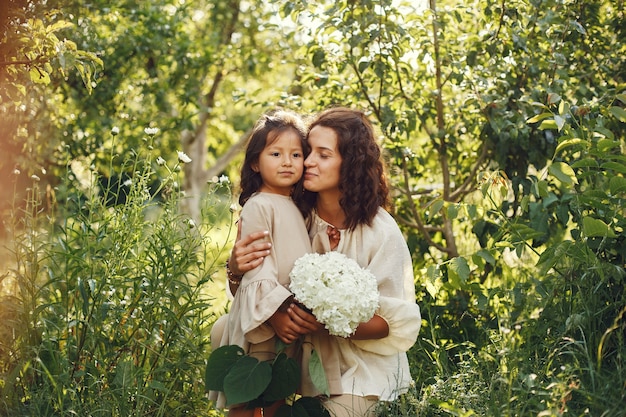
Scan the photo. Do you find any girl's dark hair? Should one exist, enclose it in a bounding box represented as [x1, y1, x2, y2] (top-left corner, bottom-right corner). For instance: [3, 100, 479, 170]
[308, 107, 390, 231]
[238, 109, 312, 216]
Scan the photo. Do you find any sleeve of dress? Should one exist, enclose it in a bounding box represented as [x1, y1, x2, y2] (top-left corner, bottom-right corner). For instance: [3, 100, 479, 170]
[236, 198, 294, 344]
[351, 213, 422, 355]
[352, 296, 421, 355]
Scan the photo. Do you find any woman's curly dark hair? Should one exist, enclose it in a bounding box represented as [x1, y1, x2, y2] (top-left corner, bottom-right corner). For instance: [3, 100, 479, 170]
[238, 109, 312, 217]
[308, 107, 390, 230]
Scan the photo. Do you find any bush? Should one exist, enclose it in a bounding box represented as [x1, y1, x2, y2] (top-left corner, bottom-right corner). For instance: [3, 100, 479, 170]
[0, 134, 233, 416]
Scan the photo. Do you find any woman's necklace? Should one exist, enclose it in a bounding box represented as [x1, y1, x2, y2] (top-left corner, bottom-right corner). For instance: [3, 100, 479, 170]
[326, 225, 341, 250]
[316, 206, 344, 250]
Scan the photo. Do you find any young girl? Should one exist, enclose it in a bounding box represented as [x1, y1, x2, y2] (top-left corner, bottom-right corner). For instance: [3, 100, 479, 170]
[209, 109, 314, 417]
[230, 107, 422, 417]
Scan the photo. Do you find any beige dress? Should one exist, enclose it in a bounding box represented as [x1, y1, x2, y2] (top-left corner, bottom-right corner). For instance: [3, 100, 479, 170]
[309, 208, 422, 402]
[209, 192, 313, 408]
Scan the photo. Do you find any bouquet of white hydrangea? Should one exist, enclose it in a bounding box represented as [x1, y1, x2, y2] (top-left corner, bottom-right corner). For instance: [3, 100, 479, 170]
[289, 251, 380, 337]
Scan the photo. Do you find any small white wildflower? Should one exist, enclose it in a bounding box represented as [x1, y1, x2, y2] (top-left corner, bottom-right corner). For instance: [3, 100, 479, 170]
[187, 218, 196, 229]
[13, 169, 20, 175]
[111, 126, 120, 135]
[402, 147, 415, 158]
[41, 168, 46, 175]
[123, 179, 132, 187]
[177, 151, 192, 164]
[219, 174, 230, 184]
[144, 127, 159, 136]
[210, 176, 219, 184]
[31, 174, 40, 181]
[229, 203, 238, 213]
[156, 156, 166, 166]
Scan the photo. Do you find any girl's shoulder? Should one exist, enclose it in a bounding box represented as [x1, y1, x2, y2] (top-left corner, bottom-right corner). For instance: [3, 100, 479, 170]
[241, 192, 299, 215]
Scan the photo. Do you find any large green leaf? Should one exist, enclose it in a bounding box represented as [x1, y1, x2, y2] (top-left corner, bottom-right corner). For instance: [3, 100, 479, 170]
[262, 353, 299, 402]
[448, 257, 470, 289]
[609, 176, 626, 195]
[582, 217, 617, 238]
[309, 349, 329, 396]
[205, 345, 245, 391]
[224, 356, 272, 406]
[548, 162, 578, 185]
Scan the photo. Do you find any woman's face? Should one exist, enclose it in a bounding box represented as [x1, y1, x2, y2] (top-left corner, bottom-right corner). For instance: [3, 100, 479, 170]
[303, 125, 342, 194]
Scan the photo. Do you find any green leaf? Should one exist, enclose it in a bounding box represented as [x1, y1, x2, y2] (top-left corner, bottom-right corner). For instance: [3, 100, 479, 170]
[609, 106, 626, 122]
[597, 138, 620, 153]
[263, 353, 299, 402]
[548, 162, 578, 185]
[448, 257, 470, 289]
[582, 217, 617, 238]
[554, 115, 566, 131]
[616, 94, 626, 105]
[447, 204, 459, 220]
[526, 112, 552, 124]
[555, 138, 587, 155]
[205, 345, 245, 391]
[224, 356, 272, 406]
[547, 93, 561, 105]
[609, 176, 626, 195]
[570, 158, 598, 169]
[29, 67, 50, 84]
[474, 249, 495, 265]
[538, 119, 558, 130]
[600, 161, 626, 174]
[309, 350, 329, 396]
[428, 199, 444, 221]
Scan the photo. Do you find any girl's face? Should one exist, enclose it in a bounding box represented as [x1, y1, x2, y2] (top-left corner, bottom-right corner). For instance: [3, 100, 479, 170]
[303, 125, 342, 194]
[253, 129, 304, 196]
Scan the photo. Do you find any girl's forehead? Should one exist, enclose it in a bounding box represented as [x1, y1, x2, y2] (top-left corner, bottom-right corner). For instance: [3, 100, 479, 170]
[266, 128, 303, 147]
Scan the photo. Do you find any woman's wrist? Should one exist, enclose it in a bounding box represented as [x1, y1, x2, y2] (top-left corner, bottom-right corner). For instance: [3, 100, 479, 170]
[226, 260, 243, 285]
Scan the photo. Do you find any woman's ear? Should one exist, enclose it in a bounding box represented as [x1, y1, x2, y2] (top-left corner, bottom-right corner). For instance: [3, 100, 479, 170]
[251, 162, 259, 172]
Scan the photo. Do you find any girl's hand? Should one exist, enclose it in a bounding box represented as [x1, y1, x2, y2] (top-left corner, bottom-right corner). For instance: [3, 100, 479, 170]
[267, 310, 305, 344]
[286, 303, 325, 335]
[229, 221, 271, 275]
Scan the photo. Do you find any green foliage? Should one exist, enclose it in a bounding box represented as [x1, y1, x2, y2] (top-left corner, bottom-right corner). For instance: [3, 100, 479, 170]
[0, 134, 234, 416]
[206, 344, 329, 416]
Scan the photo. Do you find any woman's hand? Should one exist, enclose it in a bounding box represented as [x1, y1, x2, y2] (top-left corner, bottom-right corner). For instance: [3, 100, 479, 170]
[349, 314, 389, 340]
[228, 221, 272, 275]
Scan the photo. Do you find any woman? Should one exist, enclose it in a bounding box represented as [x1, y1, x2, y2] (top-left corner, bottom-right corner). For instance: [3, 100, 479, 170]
[228, 107, 421, 417]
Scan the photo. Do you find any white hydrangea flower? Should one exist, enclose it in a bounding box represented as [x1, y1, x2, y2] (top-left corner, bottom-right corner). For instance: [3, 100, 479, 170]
[289, 251, 379, 337]
[177, 151, 192, 164]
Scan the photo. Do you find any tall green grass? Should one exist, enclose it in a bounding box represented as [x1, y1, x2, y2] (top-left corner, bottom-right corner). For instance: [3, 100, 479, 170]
[0, 134, 234, 416]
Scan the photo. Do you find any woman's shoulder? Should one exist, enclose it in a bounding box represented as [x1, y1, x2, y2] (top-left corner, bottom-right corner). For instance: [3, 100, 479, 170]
[360, 208, 404, 241]
[371, 207, 400, 229]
